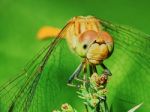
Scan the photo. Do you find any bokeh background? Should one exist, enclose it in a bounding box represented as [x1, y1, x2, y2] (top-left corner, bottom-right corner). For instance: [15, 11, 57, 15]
[0, 0, 150, 111]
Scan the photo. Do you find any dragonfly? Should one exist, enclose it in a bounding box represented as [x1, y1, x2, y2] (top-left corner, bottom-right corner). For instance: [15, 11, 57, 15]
[0, 16, 150, 112]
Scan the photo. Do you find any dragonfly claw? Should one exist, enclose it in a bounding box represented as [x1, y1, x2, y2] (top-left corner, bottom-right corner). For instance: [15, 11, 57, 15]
[103, 69, 112, 76]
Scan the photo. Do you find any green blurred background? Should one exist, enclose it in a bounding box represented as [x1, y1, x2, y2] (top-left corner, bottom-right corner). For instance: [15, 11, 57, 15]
[0, 0, 150, 111]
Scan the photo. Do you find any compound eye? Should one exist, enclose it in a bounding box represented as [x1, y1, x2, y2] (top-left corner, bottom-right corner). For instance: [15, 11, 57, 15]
[83, 44, 87, 49]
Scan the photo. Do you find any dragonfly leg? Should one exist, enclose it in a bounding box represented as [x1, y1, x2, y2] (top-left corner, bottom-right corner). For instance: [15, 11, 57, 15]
[93, 65, 97, 73]
[89, 65, 93, 76]
[68, 62, 84, 84]
[89, 64, 98, 76]
[100, 63, 112, 76]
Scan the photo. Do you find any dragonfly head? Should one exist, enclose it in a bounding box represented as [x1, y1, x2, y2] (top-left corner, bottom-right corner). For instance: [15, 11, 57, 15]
[74, 30, 114, 64]
[65, 16, 114, 64]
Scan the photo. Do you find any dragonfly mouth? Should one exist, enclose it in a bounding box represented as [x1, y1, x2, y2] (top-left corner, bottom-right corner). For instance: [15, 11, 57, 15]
[86, 57, 102, 65]
[86, 42, 108, 64]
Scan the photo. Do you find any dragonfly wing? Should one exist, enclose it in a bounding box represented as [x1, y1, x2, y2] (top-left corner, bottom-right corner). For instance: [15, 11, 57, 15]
[100, 19, 150, 72]
[100, 19, 150, 74]
[0, 22, 72, 112]
[100, 19, 150, 111]
[100, 19, 150, 60]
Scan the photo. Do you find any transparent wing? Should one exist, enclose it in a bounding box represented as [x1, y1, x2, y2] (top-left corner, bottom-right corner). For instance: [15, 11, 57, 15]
[100, 19, 150, 60]
[100, 19, 150, 111]
[100, 18, 150, 72]
[0, 22, 77, 112]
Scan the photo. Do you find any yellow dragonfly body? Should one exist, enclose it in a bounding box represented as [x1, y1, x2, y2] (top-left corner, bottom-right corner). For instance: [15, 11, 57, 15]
[38, 16, 114, 83]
